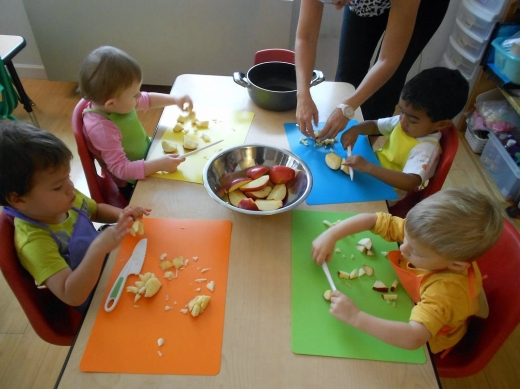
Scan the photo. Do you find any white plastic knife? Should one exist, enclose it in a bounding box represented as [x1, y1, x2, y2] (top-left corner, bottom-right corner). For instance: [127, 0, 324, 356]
[178, 139, 223, 158]
[104, 238, 147, 312]
[347, 145, 354, 181]
[321, 262, 337, 291]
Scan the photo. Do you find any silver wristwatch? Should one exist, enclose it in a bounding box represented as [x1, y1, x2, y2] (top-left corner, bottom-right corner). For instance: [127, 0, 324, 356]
[337, 103, 355, 119]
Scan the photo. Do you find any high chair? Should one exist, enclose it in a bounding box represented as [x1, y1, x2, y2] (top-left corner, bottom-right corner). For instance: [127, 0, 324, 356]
[388, 123, 459, 218]
[72, 98, 128, 208]
[433, 219, 520, 377]
[254, 48, 295, 65]
[0, 58, 18, 121]
[0, 212, 83, 346]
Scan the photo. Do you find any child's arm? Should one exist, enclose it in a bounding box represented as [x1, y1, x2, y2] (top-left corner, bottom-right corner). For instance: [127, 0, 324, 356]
[312, 213, 378, 264]
[144, 155, 186, 176]
[330, 291, 431, 350]
[43, 209, 136, 306]
[147, 93, 193, 110]
[343, 157, 422, 191]
[340, 121, 380, 149]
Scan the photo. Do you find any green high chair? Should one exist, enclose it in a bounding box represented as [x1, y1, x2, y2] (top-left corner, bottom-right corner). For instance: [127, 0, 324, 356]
[0, 58, 18, 121]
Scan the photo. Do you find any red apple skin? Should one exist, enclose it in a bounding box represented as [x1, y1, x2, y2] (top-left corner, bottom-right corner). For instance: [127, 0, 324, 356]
[237, 198, 259, 211]
[238, 175, 270, 192]
[225, 177, 252, 193]
[246, 165, 270, 180]
[269, 166, 296, 185]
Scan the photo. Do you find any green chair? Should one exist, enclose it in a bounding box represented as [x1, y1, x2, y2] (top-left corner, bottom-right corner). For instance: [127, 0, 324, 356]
[0, 58, 18, 121]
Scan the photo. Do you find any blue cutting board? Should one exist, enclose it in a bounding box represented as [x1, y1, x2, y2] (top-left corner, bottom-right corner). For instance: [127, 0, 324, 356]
[284, 122, 398, 205]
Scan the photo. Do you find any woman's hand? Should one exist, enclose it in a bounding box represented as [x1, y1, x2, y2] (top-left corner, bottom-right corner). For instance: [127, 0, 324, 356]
[296, 94, 319, 138]
[329, 290, 360, 326]
[317, 108, 349, 140]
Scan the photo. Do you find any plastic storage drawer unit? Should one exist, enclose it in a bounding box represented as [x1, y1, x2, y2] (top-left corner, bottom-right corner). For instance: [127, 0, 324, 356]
[445, 36, 481, 79]
[452, 18, 488, 59]
[480, 131, 520, 200]
[492, 37, 520, 84]
[456, 0, 500, 40]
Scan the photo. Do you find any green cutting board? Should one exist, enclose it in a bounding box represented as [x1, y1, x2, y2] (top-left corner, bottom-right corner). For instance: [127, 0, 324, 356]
[291, 210, 426, 364]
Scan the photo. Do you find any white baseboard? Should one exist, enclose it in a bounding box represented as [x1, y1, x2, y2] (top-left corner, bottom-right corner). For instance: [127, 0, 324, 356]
[12, 64, 47, 80]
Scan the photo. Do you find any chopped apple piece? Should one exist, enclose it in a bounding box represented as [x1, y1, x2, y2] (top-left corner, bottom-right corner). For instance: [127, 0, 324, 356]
[382, 294, 398, 301]
[127, 286, 139, 294]
[355, 244, 367, 254]
[338, 270, 350, 280]
[237, 198, 259, 211]
[390, 280, 399, 292]
[225, 178, 252, 193]
[358, 267, 366, 277]
[325, 152, 342, 170]
[245, 185, 272, 200]
[159, 260, 174, 271]
[340, 158, 350, 175]
[255, 199, 283, 211]
[195, 120, 209, 129]
[164, 271, 175, 280]
[269, 165, 296, 185]
[206, 280, 215, 292]
[161, 140, 178, 153]
[323, 290, 333, 301]
[335, 248, 342, 253]
[172, 256, 184, 270]
[266, 184, 287, 201]
[173, 122, 184, 132]
[160, 253, 167, 260]
[177, 114, 189, 123]
[350, 254, 355, 260]
[130, 219, 144, 236]
[144, 277, 162, 297]
[183, 135, 199, 150]
[246, 165, 270, 180]
[200, 133, 211, 142]
[366, 249, 375, 256]
[323, 220, 333, 228]
[361, 264, 374, 276]
[358, 238, 373, 250]
[187, 295, 211, 317]
[228, 189, 247, 206]
[180, 308, 188, 314]
[157, 338, 164, 347]
[134, 294, 141, 303]
[372, 280, 389, 293]
[349, 268, 359, 279]
[381, 251, 388, 257]
[238, 175, 270, 192]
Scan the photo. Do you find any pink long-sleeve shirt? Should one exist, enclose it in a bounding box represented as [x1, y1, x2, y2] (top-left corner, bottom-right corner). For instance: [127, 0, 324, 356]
[82, 92, 151, 187]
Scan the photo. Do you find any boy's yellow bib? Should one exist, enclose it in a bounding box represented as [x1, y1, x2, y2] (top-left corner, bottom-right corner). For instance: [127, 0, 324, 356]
[375, 122, 419, 172]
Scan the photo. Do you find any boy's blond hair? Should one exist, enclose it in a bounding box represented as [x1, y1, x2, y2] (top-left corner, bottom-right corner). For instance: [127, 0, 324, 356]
[79, 46, 142, 104]
[405, 188, 503, 262]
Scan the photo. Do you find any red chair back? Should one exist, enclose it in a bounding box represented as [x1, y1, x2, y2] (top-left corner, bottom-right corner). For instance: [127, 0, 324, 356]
[254, 49, 295, 65]
[388, 123, 459, 218]
[72, 99, 128, 208]
[0, 212, 83, 346]
[434, 219, 520, 377]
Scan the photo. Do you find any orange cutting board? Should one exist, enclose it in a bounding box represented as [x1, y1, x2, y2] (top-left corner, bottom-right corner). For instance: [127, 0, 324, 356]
[80, 218, 232, 375]
[148, 104, 254, 184]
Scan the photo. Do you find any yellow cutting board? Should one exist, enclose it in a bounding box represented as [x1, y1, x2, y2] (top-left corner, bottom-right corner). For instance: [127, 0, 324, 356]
[148, 105, 254, 184]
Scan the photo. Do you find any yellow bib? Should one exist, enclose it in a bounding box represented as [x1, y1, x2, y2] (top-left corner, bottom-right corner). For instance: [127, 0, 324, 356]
[375, 122, 420, 172]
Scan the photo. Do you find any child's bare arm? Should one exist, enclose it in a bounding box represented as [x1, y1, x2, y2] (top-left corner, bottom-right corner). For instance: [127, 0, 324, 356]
[343, 156, 422, 191]
[340, 121, 380, 149]
[147, 93, 193, 110]
[43, 209, 135, 306]
[312, 213, 378, 264]
[144, 155, 186, 176]
[330, 291, 431, 350]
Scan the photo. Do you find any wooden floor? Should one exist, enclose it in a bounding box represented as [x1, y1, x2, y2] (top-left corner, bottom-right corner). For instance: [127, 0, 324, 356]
[1, 79, 519, 388]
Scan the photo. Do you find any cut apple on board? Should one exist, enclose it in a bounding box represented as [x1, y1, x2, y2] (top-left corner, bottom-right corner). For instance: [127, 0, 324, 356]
[269, 165, 296, 185]
[323, 290, 333, 301]
[245, 185, 272, 200]
[361, 264, 374, 276]
[338, 270, 350, 279]
[126, 272, 162, 298]
[255, 199, 283, 211]
[246, 165, 270, 180]
[266, 184, 287, 201]
[187, 295, 211, 317]
[237, 198, 259, 211]
[340, 158, 350, 175]
[173, 122, 184, 132]
[390, 280, 399, 292]
[372, 280, 389, 293]
[130, 219, 144, 236]
[356, 237, 373, 254]
[325, 152, 342, 170]
[382, 294, 398, 301]
[161, 140, 178, 154]
[238, 175, 270, 192]
[195, 120, 209, 129]
[349, 268, 359, 280]
[229, 189, 247, 206]
[358, 267, 366, 277]
[183, 135, 199, 150]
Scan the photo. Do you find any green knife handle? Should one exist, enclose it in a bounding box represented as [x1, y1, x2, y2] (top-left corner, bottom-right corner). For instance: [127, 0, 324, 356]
[104, 274, 128, 312]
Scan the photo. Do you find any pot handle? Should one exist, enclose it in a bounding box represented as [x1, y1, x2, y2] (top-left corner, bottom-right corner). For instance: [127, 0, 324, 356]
[233, 72, 251, 89]
[310, 70, 325, 87]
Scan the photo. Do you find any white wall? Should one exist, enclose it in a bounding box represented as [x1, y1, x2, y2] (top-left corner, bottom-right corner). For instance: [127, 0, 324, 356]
[0, 0, 46, 79]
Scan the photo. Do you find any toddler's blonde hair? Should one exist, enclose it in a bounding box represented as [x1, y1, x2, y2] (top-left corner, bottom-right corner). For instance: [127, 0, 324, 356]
[79, 46, 141, 104]
[405, 188, 503, 262]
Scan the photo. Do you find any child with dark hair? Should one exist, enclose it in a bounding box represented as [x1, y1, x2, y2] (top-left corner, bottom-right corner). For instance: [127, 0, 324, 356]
[341, 67, 469, 201]
[0, 120, 150, 312]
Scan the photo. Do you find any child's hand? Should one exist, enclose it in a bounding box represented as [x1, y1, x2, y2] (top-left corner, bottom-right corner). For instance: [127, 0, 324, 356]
[157, 155, 186, 173]
[311, 230, 337, 264]
[93, 211, 134, 254]
[340, 127, 360, 149]
[343, 155, 372, 173]
[329, 290, 360, 326]
[123, 205, 152, 220]
[176, 95, 193, 112]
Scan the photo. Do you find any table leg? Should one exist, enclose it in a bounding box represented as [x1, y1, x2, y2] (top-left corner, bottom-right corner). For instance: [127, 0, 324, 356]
[4, 60, 40, 127]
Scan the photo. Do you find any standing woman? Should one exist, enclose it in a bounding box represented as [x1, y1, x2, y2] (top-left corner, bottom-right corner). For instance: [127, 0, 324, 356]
[295, 0, 451, 139]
